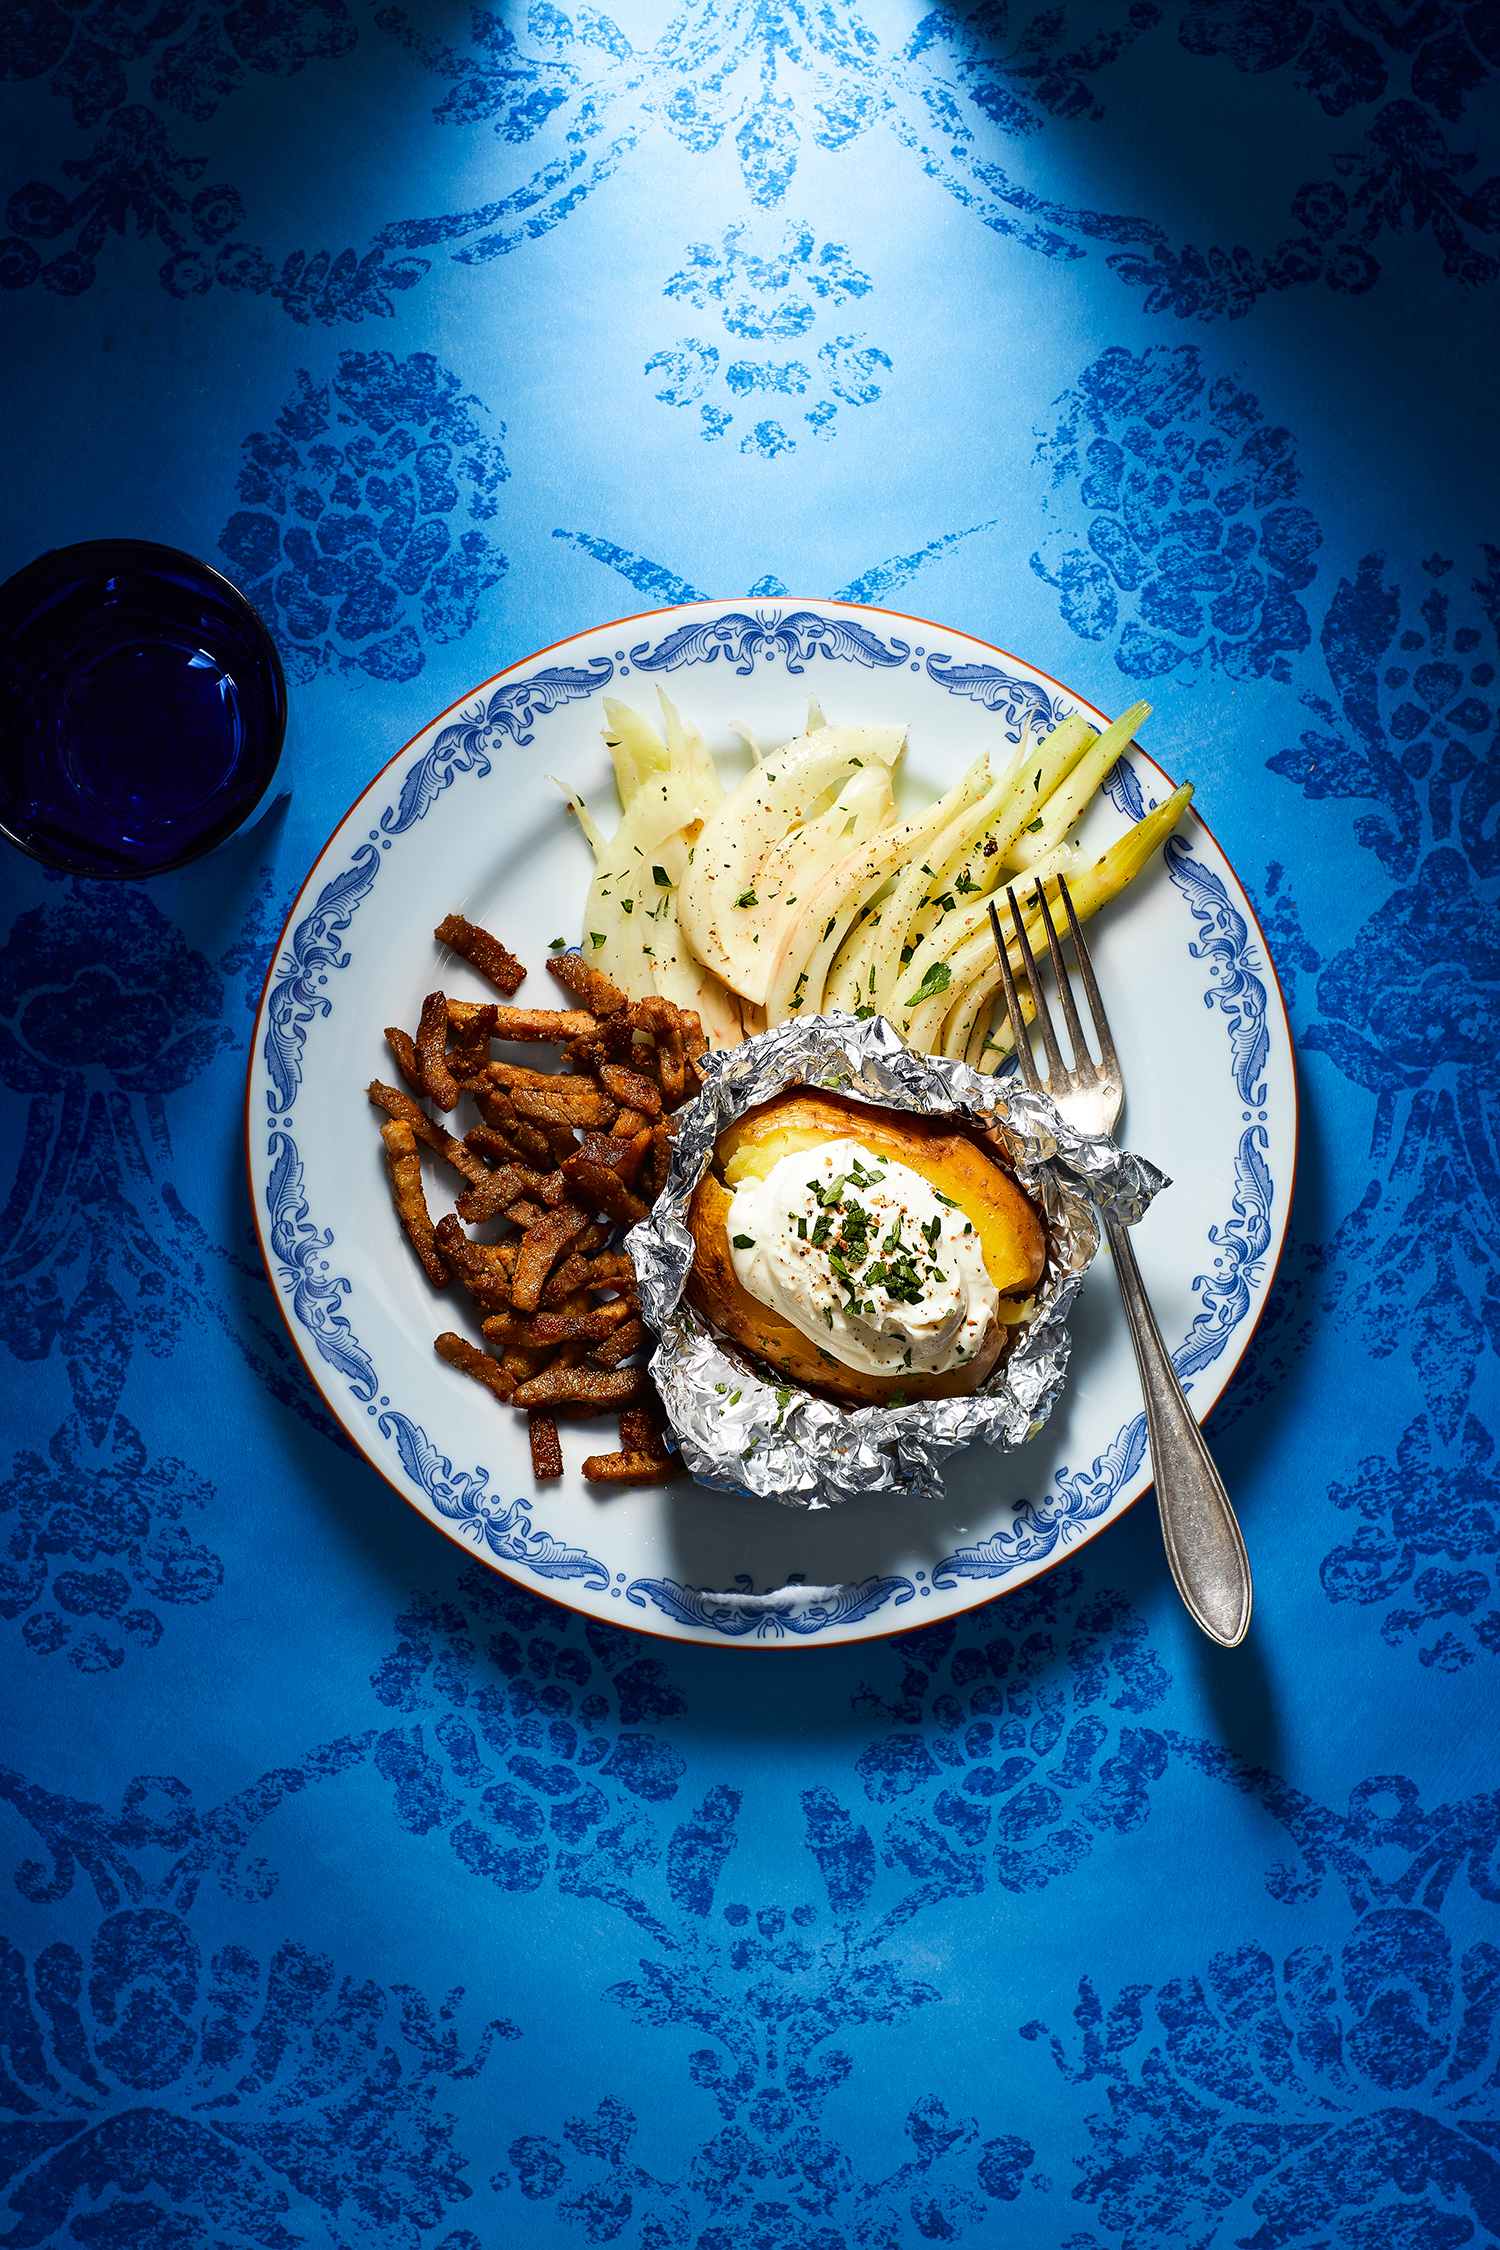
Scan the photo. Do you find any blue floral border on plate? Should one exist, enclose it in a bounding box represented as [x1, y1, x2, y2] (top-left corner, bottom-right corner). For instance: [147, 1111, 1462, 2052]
[254, 610, 1277, 1641]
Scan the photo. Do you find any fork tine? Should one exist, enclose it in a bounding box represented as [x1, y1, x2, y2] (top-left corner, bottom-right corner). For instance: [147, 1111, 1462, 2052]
[1032, 882, 1097, 1086]
[987, 900, 1042, 1094]
[1056, 875, 1120, 1081]
[1006, 885, 1069, 1092]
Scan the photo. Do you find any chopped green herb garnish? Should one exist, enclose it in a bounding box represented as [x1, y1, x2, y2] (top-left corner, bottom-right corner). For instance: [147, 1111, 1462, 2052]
[548, 937, 567, 951]
[621, 898, 633, 914]
[736, 889, 758, 908]
[589, 932, 606, 948]
[888, 1388, 906, 1408]
[653, 865, 672, 886]
[732, 1234, 756, 1249]
[905, 961, 952, 1006]
[1025, 816, 1045, 833]
[933, 1190, 960, 1207]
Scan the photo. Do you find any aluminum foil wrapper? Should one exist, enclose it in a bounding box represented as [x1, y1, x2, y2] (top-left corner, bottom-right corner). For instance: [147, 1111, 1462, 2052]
[627, 1012, 1166, 1509]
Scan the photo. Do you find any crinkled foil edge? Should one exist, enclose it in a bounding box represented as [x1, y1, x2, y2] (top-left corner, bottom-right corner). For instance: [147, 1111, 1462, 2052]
[626, 1012, 1166, 1509]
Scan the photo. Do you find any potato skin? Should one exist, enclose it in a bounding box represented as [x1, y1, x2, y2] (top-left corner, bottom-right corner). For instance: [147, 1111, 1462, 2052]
[683, 1088, 1045, 1408]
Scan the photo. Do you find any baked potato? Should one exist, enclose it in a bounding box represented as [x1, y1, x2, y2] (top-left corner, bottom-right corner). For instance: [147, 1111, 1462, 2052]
[684, 1087, 1046, 1406]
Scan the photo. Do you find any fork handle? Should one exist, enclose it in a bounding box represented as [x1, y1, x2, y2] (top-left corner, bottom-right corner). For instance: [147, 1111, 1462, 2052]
[1104, 1215, 1253, 1648]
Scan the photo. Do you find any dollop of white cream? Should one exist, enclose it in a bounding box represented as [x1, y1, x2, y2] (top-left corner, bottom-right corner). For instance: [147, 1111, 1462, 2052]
[726, 1135, 998, 1379]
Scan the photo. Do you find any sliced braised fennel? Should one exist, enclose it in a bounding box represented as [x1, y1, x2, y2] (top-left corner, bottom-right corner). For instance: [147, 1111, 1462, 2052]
[557, 690, 1190, 1063]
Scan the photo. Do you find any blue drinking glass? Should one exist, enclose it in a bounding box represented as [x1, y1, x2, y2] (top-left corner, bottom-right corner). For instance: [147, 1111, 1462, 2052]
[0, 538, 288, 879]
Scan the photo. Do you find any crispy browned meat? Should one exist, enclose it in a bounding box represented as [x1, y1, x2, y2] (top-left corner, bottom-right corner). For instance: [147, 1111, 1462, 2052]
[548, 950, 627, 1017]
[581, 1444, 687, 1483]
[486, 1061, 568, 1090]
[537, 1236, 621, 1305]
[587, 1315, 648, 1368]
[435, 1330, 515, 1400]
[488, 1005, 598, 1043]
[499, 1299, 639, 1347]
[647, 1119, 672, 1199]
[619, 1407, 663, 1451]
[367, 1082, 490, 1183]
[385, 1025, 426, 1098]
[381, 1119, 449, 1287]
[448, 1002, 497, 1084]
[583, 1405, 681, 1482]
[528, 1412, 564, 1479]
[627, 997, 687, 1107]
[435, 913, 525, 996]
[470, 1093, 556, 1169]
[454, 1161, 545, 1225]
[560, 1159, 647, 1228]
[598, 1061, 662, 1116]
[416, 990, 460, 1111]
[511, 1362, 651, 1411]
[511, 1083, 619, 1130]
[434, 1215, 514, 1309]
[512, 1205, 593, 1312]
[572, 1127, 652, 1186]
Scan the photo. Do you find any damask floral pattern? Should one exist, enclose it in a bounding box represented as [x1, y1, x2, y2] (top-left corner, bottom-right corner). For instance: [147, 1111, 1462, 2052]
[0, 1749, 513, 2248]
[0, 101, 426, 312]
[217, 351, 509, 685]
[1028, 1748, 1500, 2249]
[1032, 342, 1322, 682]
[0, 881, 343, 1668]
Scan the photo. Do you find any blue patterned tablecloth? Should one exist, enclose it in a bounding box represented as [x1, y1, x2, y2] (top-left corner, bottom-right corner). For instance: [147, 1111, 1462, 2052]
[3, 4, 1499, 2245]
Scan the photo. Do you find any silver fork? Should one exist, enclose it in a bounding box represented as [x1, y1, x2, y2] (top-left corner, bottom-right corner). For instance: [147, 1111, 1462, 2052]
[988, 879, 1253, 1648]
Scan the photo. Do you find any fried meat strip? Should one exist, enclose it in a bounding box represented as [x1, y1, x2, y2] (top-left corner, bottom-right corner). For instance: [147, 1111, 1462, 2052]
[385, 1026, 426, 1098]
[453, 1161, 548, 1225]
[457, 1002, 598, 1044]
[367, 1081, 490, 1184]
[510, 1083, 619, 1130]
[512, 1205, 593, 1312]
[528, 1412, 564, 1479]
[435, 913, 525, 996]
[538, 1235, 622, 1306]
[483, 1298, 637, 1351]
[586, 1316, 647, 1368]
[434, 1215, 514, 1310]
[381, 1120, 449, 1287]
[598, 1061, 661, 1116]
[561, 1159, 647, 1228]
[583, 1406, 684, 1484]
[647, 1120, 672, 1198]
[416, 990, 460, 1111]
[578, 1127, 652, 1182]
[448, 1002, 497, 1085]
[548, 950, 627, 1017]
[511, 1362, 650, 1411]
[627, 997, 687, 1107]
[486, 1061, 569, 1091]
[469, 1095, 555, 1170]
[435, 1331, 514, 1401]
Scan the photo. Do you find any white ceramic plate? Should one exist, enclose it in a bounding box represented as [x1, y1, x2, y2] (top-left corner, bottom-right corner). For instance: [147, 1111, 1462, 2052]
[247, 600, 1295, 1647]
